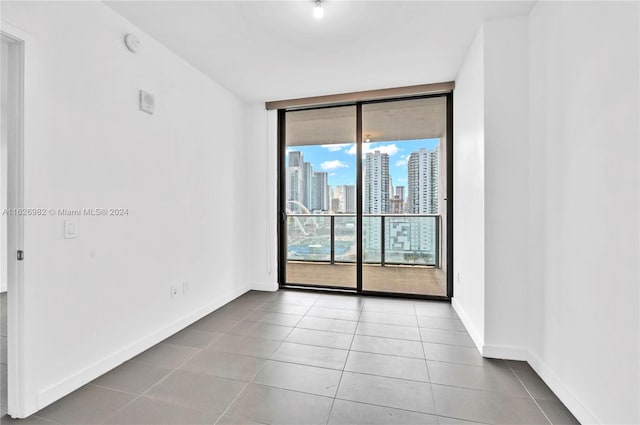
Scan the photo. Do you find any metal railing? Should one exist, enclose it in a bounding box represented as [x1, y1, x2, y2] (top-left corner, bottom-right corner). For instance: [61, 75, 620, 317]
[286, 214, 439, 267]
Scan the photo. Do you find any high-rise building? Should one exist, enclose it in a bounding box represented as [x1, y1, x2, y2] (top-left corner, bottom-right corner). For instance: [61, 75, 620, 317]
[302, 161, 313, 209]
[391, 185, 405, 214]
[406, 147, 439, 257]
[312, 171, 329, 211]
[407, 147, 439, 214]
[343, 185, 356, 213]
[335, 184, 356, 213]
[286, 167, 302, 202]
[330, 198, 340, 213]
[364, 150, 390, 213]
[288, 151, 303, 167]
[286, 151, 306, 210]
[364, 151, 389, 255]
[333, 185, 343, 205]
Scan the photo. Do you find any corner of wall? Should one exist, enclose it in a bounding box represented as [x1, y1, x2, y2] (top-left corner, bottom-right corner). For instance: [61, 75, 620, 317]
[481, 13, 530, 355]
[452, 22, 486, 350]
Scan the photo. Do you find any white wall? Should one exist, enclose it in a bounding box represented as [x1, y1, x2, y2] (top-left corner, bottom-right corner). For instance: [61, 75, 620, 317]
[528, 2, 639, 423]
[482, 16, 529, 359]
[452, 27, 485, 347]
[2, 1, 252, 417]
[244, 105, 278, 291]
[0, 37, 9, 293]
[454, 3, 639, 423]
[453, 16, 530, 358]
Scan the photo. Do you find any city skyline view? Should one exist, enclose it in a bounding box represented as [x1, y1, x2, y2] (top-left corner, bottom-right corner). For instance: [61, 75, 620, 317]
[286, 138, 440, 189]
[286, 138, 441, 224]
[285, 137, 441, 264]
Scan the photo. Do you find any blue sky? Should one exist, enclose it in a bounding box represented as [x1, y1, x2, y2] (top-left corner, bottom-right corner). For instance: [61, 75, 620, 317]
[287, 138, 439, 188]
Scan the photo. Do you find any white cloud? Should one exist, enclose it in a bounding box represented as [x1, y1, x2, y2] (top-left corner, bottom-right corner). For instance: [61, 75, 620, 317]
[397, 177, 407, 183]
[321, 143, 350, 152]
[321, 160, 349, 171]
[395, 156, 408, 167]
[346, 143, 399, 157]
[329, 172, 336, 176]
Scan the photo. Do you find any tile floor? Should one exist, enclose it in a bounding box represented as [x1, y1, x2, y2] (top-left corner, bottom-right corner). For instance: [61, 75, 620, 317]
[0, 290, 580, 424]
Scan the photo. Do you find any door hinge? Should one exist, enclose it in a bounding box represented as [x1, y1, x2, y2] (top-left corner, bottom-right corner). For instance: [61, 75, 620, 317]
[17, 250, 24, 261]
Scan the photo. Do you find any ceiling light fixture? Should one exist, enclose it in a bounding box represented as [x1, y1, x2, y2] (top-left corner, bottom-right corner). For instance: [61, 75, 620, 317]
[313, 0, 324, 19]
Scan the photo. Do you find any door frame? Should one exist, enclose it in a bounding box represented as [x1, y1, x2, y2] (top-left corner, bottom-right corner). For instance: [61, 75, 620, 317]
[1, 23, 27, 418]
[277, 92, 453, 300]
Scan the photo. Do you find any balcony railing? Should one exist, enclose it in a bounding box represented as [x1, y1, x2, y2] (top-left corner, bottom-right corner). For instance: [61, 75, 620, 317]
[286, 214, 439, 267]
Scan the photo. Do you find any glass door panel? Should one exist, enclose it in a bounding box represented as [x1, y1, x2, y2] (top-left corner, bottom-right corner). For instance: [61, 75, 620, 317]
[361, 97, 448, 296]
[284, 106, 357, 289]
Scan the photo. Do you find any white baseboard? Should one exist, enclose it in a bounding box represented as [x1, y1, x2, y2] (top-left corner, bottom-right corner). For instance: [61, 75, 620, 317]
[249, 281, 278, 292]
[528, 351, 600, 425]
[33, 285, 250, 417]
[482, 344, 528, 360]
[451, 297, 484, 354]
[451, 299, 595, 423]
[28, 287, 602, 425]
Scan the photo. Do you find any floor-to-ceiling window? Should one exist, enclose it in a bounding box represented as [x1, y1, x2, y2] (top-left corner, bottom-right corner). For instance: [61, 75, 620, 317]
[283, 106, 357, 290]
[278, 92, 452, 299]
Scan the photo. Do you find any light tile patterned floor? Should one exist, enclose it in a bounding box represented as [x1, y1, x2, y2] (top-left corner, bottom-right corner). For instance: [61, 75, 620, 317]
[0, 290, 580, 424]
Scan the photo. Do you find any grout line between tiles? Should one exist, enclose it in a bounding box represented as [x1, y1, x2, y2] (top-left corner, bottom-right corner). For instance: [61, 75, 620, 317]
[213, 300, 298, 425]
[507, 361, 554, 425]
[211, 381, 252, 425]
[324, 296, 363, 425]
[333, 394, 438, 418]
[98, 342, 206, 425]
[435, 413, 492, 425]
[429, 381, 540, 399]
[86, 383, 142, 398]
[30, 415, 62, 425]
[418, 303, 439, 420]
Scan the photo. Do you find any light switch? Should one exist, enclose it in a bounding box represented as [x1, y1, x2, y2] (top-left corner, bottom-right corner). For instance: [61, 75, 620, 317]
[139, 90, 155, 114]
[64, 220, 76, 239]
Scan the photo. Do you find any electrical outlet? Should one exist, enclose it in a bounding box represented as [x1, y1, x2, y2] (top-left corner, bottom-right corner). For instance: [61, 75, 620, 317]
[182, 281, 189, 295]
[169, 285, 178, 299]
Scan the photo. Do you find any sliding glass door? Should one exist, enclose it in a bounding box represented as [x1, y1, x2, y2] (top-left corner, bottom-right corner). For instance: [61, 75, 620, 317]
[361, 97, 448, 296]
[279, 95, 451, 299]
[283, 106, 357, 289]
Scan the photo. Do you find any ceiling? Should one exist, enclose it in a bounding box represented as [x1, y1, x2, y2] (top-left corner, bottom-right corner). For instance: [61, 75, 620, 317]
[105, 1, 535, 103]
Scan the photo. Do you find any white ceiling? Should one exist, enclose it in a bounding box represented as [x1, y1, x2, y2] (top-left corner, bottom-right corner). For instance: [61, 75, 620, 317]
[105, 1, 535, 103]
